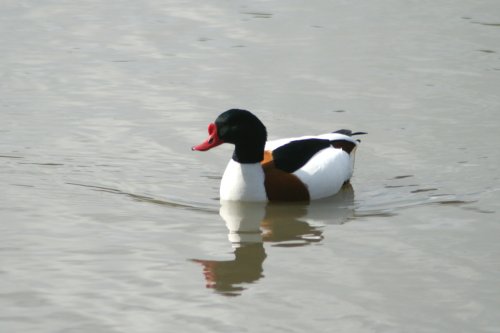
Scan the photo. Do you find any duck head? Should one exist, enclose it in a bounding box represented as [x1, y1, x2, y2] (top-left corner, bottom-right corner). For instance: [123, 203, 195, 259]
[192, 109, 268, 163]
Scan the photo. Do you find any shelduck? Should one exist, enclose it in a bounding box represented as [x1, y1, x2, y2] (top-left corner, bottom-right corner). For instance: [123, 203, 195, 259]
[192, 109, 365, 202]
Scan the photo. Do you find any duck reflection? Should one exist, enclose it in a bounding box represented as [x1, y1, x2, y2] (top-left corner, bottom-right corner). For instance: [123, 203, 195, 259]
[192, 183, 354, 296]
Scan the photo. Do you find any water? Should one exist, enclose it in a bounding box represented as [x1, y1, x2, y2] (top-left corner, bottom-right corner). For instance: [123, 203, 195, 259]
[1, 1, 500, 332]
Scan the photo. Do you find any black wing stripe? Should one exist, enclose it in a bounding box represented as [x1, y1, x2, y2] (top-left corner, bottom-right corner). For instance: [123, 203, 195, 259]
[272, 139, 331, 173]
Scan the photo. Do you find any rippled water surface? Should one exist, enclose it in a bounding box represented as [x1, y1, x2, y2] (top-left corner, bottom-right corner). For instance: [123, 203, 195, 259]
[2, 1, 500, 332]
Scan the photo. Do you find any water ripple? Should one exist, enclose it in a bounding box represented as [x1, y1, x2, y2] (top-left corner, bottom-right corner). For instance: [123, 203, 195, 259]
[66, 182, 218, 214]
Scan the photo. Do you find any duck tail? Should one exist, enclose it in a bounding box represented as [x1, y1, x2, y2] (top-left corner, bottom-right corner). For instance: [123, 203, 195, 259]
[329, 130, 367, 153]
[333, 129, 367, 136]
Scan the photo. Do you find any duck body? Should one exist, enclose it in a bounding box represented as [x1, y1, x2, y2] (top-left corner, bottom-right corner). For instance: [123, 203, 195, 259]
[193, 109, 364, 202]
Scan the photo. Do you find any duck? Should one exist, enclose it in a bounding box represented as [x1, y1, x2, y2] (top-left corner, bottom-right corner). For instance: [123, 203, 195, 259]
[192, 109, 365, 202]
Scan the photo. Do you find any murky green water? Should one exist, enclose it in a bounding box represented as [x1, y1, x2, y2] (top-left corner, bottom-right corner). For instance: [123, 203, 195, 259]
[1, 1, 500, 332]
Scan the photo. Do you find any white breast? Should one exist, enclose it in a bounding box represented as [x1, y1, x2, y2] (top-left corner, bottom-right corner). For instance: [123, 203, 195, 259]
[220, 160, 268, 202]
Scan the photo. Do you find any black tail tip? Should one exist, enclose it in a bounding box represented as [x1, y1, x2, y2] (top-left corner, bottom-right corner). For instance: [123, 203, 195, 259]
[333, 129, 367, 136]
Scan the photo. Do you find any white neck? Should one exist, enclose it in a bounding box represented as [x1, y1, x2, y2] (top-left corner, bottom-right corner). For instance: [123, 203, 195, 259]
[220, 159, 267, 202]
